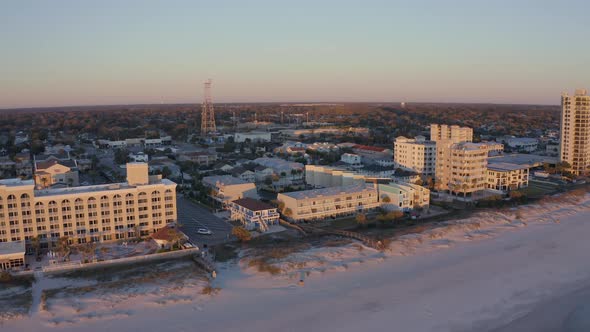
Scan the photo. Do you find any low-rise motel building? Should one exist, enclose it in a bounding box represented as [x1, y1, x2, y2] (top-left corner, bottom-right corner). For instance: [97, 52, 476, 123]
[0, 241, 25, 271]
[0, 163, 177, 261]
[229, 197, 279, 232]
[277, 184, 380, 222]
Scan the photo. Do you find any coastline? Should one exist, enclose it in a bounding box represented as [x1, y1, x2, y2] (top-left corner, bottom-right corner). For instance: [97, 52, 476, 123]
[1, 192, 590, 332]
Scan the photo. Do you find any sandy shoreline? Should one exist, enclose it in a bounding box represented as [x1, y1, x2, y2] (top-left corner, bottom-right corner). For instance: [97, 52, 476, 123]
[2, 192, 590, 332]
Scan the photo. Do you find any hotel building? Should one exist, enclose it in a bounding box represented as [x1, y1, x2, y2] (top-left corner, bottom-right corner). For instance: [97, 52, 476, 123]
[0, 163, 177, 250]
[560, 89, 590, 175]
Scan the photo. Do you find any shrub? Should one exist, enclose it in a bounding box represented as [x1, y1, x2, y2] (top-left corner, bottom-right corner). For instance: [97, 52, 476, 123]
[232, 226, 252, 242]
[0, 271, 12, 283]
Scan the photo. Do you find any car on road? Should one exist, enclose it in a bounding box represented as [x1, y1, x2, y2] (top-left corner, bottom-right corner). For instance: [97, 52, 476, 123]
[197, 228, 213, 235]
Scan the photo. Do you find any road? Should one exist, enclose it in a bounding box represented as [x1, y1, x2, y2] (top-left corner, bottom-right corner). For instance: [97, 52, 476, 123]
[176, 196, 233, 248]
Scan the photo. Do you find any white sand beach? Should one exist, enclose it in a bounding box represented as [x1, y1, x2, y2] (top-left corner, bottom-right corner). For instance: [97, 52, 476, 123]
[3, 192, 590, 332]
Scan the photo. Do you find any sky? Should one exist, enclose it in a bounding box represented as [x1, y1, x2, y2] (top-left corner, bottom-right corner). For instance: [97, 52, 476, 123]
[1, 0, 589, 108]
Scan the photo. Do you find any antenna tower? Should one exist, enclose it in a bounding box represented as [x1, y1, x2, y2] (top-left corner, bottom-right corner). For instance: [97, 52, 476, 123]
[200, 79, 216, 136]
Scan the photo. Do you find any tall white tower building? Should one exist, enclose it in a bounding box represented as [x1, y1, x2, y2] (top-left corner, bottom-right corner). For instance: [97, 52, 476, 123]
[560, 89, 590, 175]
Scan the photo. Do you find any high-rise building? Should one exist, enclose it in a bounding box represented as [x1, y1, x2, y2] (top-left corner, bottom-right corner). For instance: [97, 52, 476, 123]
[431, 124, 474, 191]
[393, 135, 437, 177]
[560, 89, 590, 175]
[200, 79, 216, 136]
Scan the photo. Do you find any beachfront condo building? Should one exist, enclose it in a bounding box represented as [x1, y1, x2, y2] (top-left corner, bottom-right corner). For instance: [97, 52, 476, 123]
[393, 135, 437, 177]
[277, 184, 380, 222]
[445, 142, 490, 196]
[0, 163, 177, 250]
[377, 183, 430, 211]
[486, 162, 529, 192]
[432, 124, 474, 192]
[560, 89, 590, 175]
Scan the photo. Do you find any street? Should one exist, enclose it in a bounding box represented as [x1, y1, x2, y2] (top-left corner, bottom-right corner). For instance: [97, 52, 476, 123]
[176, 196, 233, 248]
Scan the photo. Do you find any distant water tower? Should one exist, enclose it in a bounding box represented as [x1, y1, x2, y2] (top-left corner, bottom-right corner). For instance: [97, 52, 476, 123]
[400, 101, 406, 108]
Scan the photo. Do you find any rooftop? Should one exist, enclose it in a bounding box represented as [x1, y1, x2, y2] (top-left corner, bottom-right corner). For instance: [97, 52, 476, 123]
[203, 175, 251, 187]
[0, 241, 25, 256]
[488, 154, 557, 167]
[254, 157, 304, 172]
[280, 183, 374, 200]
[487, 162, 529, 172]
[151, 226, 185, 242]
[353, 144, 390, 152]
[34, 178, 176, 197]
[232, 198, 275, 211]
[0, 178, 34, 187]
[36, 159, 77, 170]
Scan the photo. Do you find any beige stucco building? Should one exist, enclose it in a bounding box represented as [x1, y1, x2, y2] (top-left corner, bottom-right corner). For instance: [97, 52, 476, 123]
[277, 184, 380, 222]
[0, 163, 177, 250]
[486, 163, 529, 193]
[202, 175, 258, 209]
[34, 159, 79, 188]
[560, 89, 590, 175]
[393, 135, 437, 177]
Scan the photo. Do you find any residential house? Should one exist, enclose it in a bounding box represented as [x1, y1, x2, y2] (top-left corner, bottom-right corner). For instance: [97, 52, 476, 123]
[229, 198, 279, 232]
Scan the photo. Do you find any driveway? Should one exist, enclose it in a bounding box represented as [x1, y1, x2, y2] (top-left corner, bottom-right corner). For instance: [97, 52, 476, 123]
[176, 196, 233, 247]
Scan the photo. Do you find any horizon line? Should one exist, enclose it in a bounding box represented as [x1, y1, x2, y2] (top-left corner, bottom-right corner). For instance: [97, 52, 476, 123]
[0, 100, 561, 111]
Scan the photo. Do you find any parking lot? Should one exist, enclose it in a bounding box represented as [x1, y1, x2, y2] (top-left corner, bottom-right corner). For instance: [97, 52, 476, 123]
[176, 196, 233, 247]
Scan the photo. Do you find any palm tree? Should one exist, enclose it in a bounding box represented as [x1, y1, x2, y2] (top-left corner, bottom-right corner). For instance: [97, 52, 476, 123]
[461, 183, 469, 198]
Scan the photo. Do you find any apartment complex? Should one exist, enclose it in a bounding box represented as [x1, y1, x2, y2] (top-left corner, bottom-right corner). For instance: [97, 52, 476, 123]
[277, 184, 380, 222]
[446, 142, 490, 195]
[432, 124, 474, 192]
[486, 162, 529, 192]
[393, 135, 437, 176]
[305, 165, 368, 188]
[431, 124, 473, 143]
[378, 183, 430, 211]
[560, 89, 590, 175]
[0, 163, 177, 250]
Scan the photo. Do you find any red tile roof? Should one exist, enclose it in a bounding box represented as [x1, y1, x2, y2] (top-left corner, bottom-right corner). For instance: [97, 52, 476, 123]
[151, 226, 184, 242]
[353, 145, 387, 152]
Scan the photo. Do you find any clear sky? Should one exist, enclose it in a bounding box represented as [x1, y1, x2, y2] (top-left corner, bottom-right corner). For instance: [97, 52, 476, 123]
[1, 0, 588, 108]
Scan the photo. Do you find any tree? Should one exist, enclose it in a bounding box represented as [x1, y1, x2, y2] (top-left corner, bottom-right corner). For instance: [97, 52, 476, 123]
[168, 229, 185, 250]
[381, 196, 391, 203]
[283, 208, 293, 218]
[56, 236, 70, 260]
[79, 242, 97, 263]
[232, 226, 252, 242]
[461, 183, 469, 198]
[426, 176, 434, 190]
[355, 213, 368, 227]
